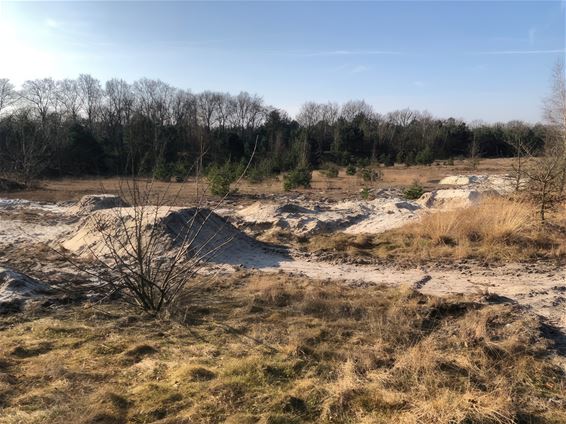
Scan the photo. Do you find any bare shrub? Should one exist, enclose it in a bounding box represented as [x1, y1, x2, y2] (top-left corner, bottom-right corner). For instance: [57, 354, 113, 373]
[64, 180, 229, 314]
[61, 144, 256, 316]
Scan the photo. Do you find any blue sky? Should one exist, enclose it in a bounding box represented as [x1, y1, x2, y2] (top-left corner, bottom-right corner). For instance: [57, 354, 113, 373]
[0, 1, 564, 122]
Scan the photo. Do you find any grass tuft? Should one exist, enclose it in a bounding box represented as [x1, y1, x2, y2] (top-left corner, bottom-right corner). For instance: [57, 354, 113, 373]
[307, 197, 566, 263]
[0, 273, 563, 423]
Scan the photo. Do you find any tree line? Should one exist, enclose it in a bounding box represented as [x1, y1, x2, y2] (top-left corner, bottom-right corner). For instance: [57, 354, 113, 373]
[0, 75, 548, 185]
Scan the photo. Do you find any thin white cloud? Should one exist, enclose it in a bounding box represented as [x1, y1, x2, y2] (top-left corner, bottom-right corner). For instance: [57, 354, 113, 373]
[413, 80, 425, 87]
[291, 49, 402, 57]
[472, 49, 565, 55]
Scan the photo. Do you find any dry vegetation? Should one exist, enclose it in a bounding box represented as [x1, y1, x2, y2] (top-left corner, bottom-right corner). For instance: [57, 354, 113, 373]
[0, 158, 516, 204]
[0, 273, 564, 424]
[307, 197, 566, 264]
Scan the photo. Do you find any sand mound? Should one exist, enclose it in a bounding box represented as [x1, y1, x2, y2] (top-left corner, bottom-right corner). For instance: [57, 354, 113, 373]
[417, 189, 484, 209]
[69, 194, 128, 215]
[343, 200, 420, 234]
[235, 199, 421, 236]
[439, 174, 520, 194]
[439, 175, 477, 185]
[238, 203, 316, 226]
[0, 267, 52, 313]
[162, 208, 271, 263]
[62, 207, 282, 266]
[237, 202, 332, 235]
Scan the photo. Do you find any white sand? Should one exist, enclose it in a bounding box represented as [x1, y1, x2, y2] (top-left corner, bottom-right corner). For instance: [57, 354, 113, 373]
[1, 191, 564, 333]
[236, 198, 421, 236]
[439, 174, 521, 194]
[0, 267, 52, 312]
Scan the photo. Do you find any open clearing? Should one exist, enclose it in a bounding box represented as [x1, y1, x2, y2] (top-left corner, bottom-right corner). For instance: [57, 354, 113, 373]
[1, 161, 565, 423]
[0, 158, 517, 204]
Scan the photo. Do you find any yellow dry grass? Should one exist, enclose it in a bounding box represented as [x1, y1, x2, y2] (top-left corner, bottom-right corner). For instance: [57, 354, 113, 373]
[308, 197, 566, 263]
[0, 273, 564, 423]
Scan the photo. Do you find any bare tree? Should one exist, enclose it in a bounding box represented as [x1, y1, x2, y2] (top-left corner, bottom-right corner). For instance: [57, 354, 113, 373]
[525, 62, 566, 221]
[56, 79, 82, 121]
[78, 74, 103, 128]
[196, 91, 222, 168]
[504, 121, 531, 191]
[0, 110, 51, 185]
[131, 78, 177, 166]
[229, 92, 265, 131]
[20, 78, 57, 125]
[197, 91, 222, 131]
[296, 102, 322, 166]
[340, 100, 373, 122]
[171, 89, 198, 154]
[468, 120, 485, 170]
[296, 102, 321, 128]
[543, 60, 566, 192]
[369, 112, 396, 163]
[415, 111, 439, 151]
[388, 108, 416, 127]
[0, 78, 17, 116]
[73, 180, 230, 314]
[321, 102, 340, 126]
[215, 92, 232, 130]
[105, 78, 134, 126]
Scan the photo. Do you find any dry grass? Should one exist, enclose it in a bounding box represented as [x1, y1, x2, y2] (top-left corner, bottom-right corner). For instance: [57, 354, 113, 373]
[308, 197, 566, 264]
[0, 158, 516, 204]
[0, 272, 564, 423]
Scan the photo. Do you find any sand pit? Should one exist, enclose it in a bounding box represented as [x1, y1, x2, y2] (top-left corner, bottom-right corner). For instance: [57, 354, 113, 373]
[417, 173, 522, 209]
[235, 198, 421, 236]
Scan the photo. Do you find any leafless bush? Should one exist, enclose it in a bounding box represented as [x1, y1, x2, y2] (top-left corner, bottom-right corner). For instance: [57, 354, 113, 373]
[74, 182, 221, 314]
[63, 143, 256, 316]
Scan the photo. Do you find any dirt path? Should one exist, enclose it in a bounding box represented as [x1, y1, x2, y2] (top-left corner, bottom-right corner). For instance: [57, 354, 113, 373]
[207, 247, 566, 331]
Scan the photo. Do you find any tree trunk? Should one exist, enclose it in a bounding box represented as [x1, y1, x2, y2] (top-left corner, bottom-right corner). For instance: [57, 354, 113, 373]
[540, 182, 548, 222]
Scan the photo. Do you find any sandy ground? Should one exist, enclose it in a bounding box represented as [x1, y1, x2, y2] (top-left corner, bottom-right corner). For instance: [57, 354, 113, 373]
[0, 199, 76, 245]
[1, 182, 565, 338]
[232, 194, 422, 236]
